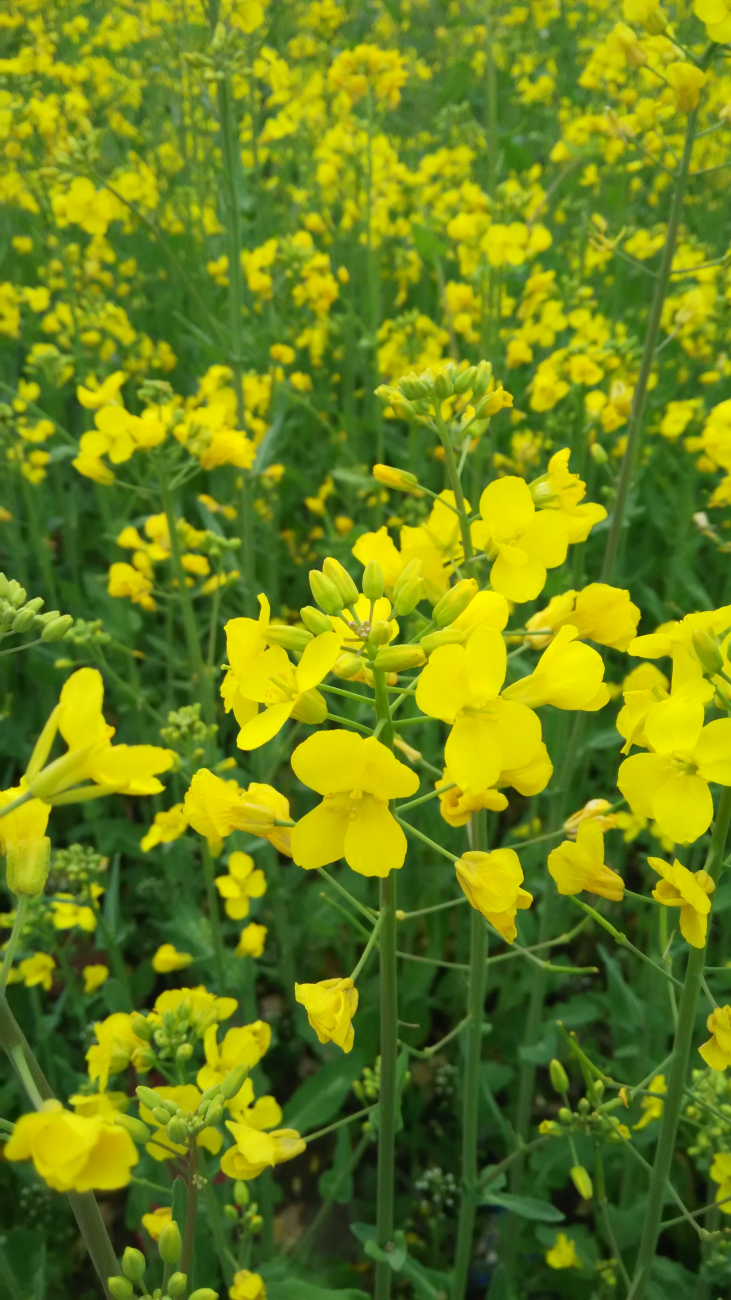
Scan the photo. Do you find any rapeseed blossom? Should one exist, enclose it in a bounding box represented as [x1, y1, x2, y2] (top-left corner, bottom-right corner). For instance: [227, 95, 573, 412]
[548, 823, 624, 901]
[699, 1005, 731, 1070]
[5, 1100, 138, 1192]
[230, 1273, 267, 1300]
[230, 632, 341, 749]
[648, 857, 714, 947]
[221, 1124, 305, 1181]
[236, 923, 268, 958]
[138, 1085, 222, 1160]
[184, 770, 292, 855]
[215, 851, 266, 919]
[152, 944, 193, 973]
[197, 1021, 271, 1092]
[295, 977, 359, 1052]
[455, 849, 533, 943]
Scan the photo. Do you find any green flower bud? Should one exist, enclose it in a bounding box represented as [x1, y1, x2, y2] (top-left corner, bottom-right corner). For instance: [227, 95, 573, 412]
[122, 1246, 147, 1282]
[166, 1116, 189, 1145]
[570, 1165, 593, 1201]
[108, 1278, 134, 1300]
[333, 652, 362, 680]
[393, 578, 424, 617]
[558, 1107, 573, 1125]
[11, 607, 36, 633]
[205, 1102, 224, 1127]
[160, 1098, 180, 1116]
[420, 629, 466, 656]
[692, 628, 724, 676]
[398, 372, 429, 400]
[130, 1014, 152, 1042]
[471, 360, 493, 399]
[454, 365, 477, 394]
[41, 614, 73, 642]
[0, 573, 9, 598]
[309, 569, 344, 616]
[176, 1042, 194, 1061]
[390, 394, 418, 419]
[219, 1062, 250, 1101]
[158, 1219, 182, 1265]
[168, 1273, 188, 1297]
[300, 605, 334, 635]
[234, 1180, 250, 1205]
[368, 619, 393, 646]
[362, 559, 384, 602]
[549, 1059, 569, 1094]
[223, 1204, 239, 1222]
[373, 646, 427, 672]
[198, 1083, 222, 1107]
[322, 556, 359, 607]
[265, 624, 314, 652]
[577, 1097, 590, 1115]
[392, 559, 423, 602]
[8, 581, 27, 609]
[115, 1114, 152, 1143]
[432, 578, 479, 628]
[433, 369, 454, 400]
[152, 1106, 172, 1125]
[24, 597, 44, 614]
[590, 442, 608, 465]
[372, 464, 419, 492]
[187, 1290, 219, 1300]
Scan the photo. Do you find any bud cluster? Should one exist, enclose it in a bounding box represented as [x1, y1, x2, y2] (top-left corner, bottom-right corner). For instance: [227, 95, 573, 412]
[111, 1239, 218, 1300]
[0, 573, 73, 644]
[160, 703, 218, 767]
[375, 360, 511, 443]
[132, 1064, 249, 1147]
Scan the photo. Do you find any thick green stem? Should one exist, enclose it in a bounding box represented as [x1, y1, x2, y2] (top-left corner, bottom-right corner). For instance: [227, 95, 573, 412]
[600, 98, 700, 583]
[180, 1139, 200, 1278]
[452, 810, 489, 1300]
[628, 784, 731, 1300]
[201, 840, 226, 990]
[0, 995, 120, 1295]
[160, 483, 215, 727]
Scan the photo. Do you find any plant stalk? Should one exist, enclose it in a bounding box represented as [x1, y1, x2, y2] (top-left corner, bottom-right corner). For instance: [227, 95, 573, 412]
[160, 482, 216, 727]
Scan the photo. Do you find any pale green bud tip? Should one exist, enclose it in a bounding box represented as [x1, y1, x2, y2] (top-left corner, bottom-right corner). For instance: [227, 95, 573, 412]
[393, 577, 424, 617]
[590, 441, 608, 465]
[372, 463, 418, 491]
[136, 1085, 164, 1109]
[420, 629, 465, 656]
[322, 556, 359, 606]
[368, 619, 392, 647]
[158, 1219, 182, 1265]
[570, 1165, 593, 1200]
[692, 628, 724, 676]
[41, 614, 73, 642]
[108, 1278, 134, 1300]
[115, 1114, 152, 1143]
[549, 1058, 569, 1095]
[432, 578, 479, 628]
[373, 645, 426, 672]
[168, 1274, 188, 1298]
[333, 652, 362, 680]
[300, 605, 334, 635]
[219, 1061, 250, 1100]
[362, 558, 385, 601]
[166, 1116, 189, 1145]
[121, 1246, 147, 1282]
[265, 624, 313, 652]
[234, 1179, 250, 1205]
[205, 1102, 224, 1127]
[392, 558, 423, 601]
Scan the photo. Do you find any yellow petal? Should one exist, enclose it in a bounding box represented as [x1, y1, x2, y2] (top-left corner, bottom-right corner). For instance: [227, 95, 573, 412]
[465, 624, 506, 700]
[291, 794, 349, 868]
[291, 729, 365, 795]
[360, 736, 419, 800]
[490, 549, 547, 603]
[653, 772, 713, 845]
[445, 714, 503, 793]
[644, 696, 705, 758]
[58, 667, 110, 751]
[344, 796, 407, 876]
[295, 631, 341, 691]
[617, 752, 673, 819]
[237, 702, 294, 750]
[491, 699, 542, 771]
[693, 719, 731, 786]
[519, 510, 570, 569]
[479, 476, 534, 540]
[415, 644, 470, 722]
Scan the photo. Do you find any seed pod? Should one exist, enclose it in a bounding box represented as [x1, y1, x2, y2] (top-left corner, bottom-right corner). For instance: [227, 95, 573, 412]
[136, 1085, 165, 1110]
[41, 614, 73, 642]
[362, 559, 384, 601]
[373, 645, 427, 672]
[108, 1279, 134, 1300]
[122, 1246, 147, 1282]
[158, 1219, 182, 1265]
[549, 1059, 569, 1095]
[115, 1114, 152, 1143]
[432, 578, 479, 628]
[309, 569, 344, 616]
[323, 556, 359, 607]
[393, 578, 424, 617]
[420, 629, 466, 656]
[219, 1061, 250, 1101]
[692, 628, 724, 676]
[265, 624, 314, 652]
[570, 1165, 593, 1200]
[368, 619, 393, 646]
[300, 605, 334, 635]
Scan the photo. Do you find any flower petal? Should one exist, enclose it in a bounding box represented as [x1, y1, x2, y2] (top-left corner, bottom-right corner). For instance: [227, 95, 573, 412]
[344, 796, 407, 876]
[295, 632, 342, 692]
[465, 624, 506, 700]
[237, 702, 294, 750]
[291, 795, 349, 868]
[652, 772, 713, 845]
[693, 719, 731, 786]
[445, 714, 502, 793]
[291, 729, 365, 795]
[415, 644, 469, 722]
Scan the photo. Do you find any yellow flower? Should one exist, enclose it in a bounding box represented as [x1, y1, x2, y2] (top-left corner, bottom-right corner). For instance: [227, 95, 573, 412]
[666, 63, 707, 113]
[141, 804, 189, 852]
[236, 923, 268, 958]
[617, 693, 731, 843]
[152, 943, 194, 973]
[108, 562, 156, 612]
[437, 771, 508, 827]
[564, 799, 617, 837]
[548, 822, 624, 902]
[699, 1005, 731, 1070]
[76, 371, 127, 410]
[83, 964, 109, 995]
[86, 1013, 150, 1091]
[471, 476, 570, 602]
[648, 857, 714, 947]
[184, 770, 293, 857]
[616, 663, 673, 754]
[138, 1085, 222, 1161]
[0, 781, 51, 896]
[628, 605, 731, 687]
[525, 583, 640, 651]
[221, 595, 272, 724]
[623, 0, 667, 33]
[416, 625, 542, 794]
[142, 1206, 172, 1241]
[710, 1152, 731, 1214]
[503, 625, 609, 712]
[197, 1021, 272, 1093]
[70, 1091, 128, 1121]
[8, 952, 56, 991]
[150, 986, 238, 1034]
[290, 730, 419, 877]
[221, 1123, 305, 1181]
[545, 1233, 581, 1269]
[51, 894, 96, 931]
[694, 0, 731, 41]
[532, 448, 607, 542]
[5, 1099, 137, 1192]
[295, 977, 358, 1052]
[633, 1074, 666, 1130]
[455, 849, 533, 943]
[230, 1270, 267, 1300]
[215, 851, 267, 920]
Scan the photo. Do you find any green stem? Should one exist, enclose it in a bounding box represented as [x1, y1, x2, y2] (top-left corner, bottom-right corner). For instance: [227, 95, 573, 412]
[180, 1139, 200, 1278]
[305, 1104, 377, 1144]
[570, 898, 683, 989]
[201, 841, 226, 989]
[433, 413, 473, 563]
[0, 895, 28, 995]
[452, 809, 489, 1300]
[87, 893, 132, 1010]
[160, 482, 216, 726]
[628, 784, 731, 1300]
[350, 911, 386, 981]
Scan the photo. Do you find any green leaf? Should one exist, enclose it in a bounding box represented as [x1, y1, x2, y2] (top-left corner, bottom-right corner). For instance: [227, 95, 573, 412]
[283, 1051, 364, 1133]
[265, 1281, 368, 1300]
[411, 224, 448, 262]
[352, 1224, 408, 1271]
[479, 1191, 565, 1222]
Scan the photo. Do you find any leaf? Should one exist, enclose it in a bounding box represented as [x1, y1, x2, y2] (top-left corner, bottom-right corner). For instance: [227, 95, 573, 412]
[479, 1191, 565, 1222]
[266, 1283, 368, 1300]
[283, 1051, 364, 1133]
[411, 224, 448, 262]
[318, 1125, 354, 1205]
[352, 1224, 408, 1272]
[400, 1254, 451, 1299]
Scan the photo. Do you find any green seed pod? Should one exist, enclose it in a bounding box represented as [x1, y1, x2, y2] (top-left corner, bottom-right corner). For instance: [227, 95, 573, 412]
[392, 559, 423, 602]
[136, 1085, 164, 1111]
[115, 1114, 152, 1143]
[122, 1246, 147, 1282]
[166, 1116, 189, 1145]
[158, 1219, 182, 1265]
[432, 578, 479, 628]
[333, 652, 362, 680]
[265, 624, 314, 652]
[309, 569, 344, 616]
[549, 1059, 569, 1095]
[300, 605, 334, 635]
[108, 1278, 134, 1300]
[362, 559, 384, 602]
[41, 614, 73, 642]
[471, 359, 493, 399]
[420, 629, 466, 656]
[692, 628, 724, 676]
[322, 556, 359, 607]
[392, 577, 424, 617]
[570, 1165, 593, 1200]
[11, 607, 36, 633]
[373, 646, 427, 672]
[454, 365, 477, 394]
[368, 619, 392, 646]
[168, 1274, 188, 1297]
[219, 1062, 250, 1101]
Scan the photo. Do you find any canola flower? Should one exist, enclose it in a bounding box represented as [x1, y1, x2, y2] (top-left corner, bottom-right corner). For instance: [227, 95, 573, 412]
[5, 1100, 138, 1192]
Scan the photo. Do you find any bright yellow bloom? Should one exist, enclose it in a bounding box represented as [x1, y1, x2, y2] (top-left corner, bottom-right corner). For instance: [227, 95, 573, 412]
[138, 1085, 222, 1161]
[525, 584, 640, 651]
[437, 771, 508, 827]
[8, 952, 56, 991]
[328, 44, 408, 110]
[236, 923, 268, 958]
[184, 770, 292, 857]
[5, 1099, 137, 1192]
[623, 0, 667, 33]
[666, 63, 706, 113]
[76, 371, 127, 410]
[141, 804, 189, 852]
[616, 663, 674, 754]
[232, 633, 340, 750]
[86, 1012, 150, 1091]
[51, 894, 97, 931]
[531, 448, 607, 542]
[617, 693, 731, 843]
[545, 1233, 581, 1269]
[699, 1005, 731, 1070]
[633, 1075, 666, 1130]
[290, 731, 419, 876]
[107, 562, 156, 611]
[197, 1021, 272, 1094]
[710, 1152, 731, 1215]
[548, 822, 624, 902]
[503, 625, 609, 712]
[82, 964, 109, 995]
[0, 781, 51, 896]
[564, 799, 617, 837]
[150, 985, 237, 1030]
[472, 476, 569, 602]
[628, 606, 731, 689]
[648, 857, 714, 947]
[220, 1123, 305, 1181]
[295, 977, 358, 1052]
[142, 1206, 172, 1241]
[221, 595, 271, 726]
[416, 625, 542, 794]
[70, 1092, 128, 1121]
[215, 851, 266, 920]
[455, 849, 533, 943]
[230, 1271, 267, 1300]
[152, 943, 194, 973]
[694, 0, 731, 42]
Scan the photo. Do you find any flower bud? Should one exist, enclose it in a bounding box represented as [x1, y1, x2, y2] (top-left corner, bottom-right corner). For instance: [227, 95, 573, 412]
[570, 1165, 593, 1200]
[122, 1246, 147, 1282]
[692, 629, 723, 676]
[265, 624, 314, 653]
[8, 582, 27, 609]
[176, 1042, 194, 1062]
[0, 573, 9, 598]
[362, 559, 384, 601]
[234, 1180, 250, 1205]
[188, 1291, 219, 1300]
[219, 1062, 250, 1100]
[152, 1106, 172, 1125]
[433, 369, 454, 400]
[392, 559, 423, 602]
[590, 442, 608, 465]
[300, 605, 334, 635]
[291, 687, 327, 726]
[372, 464, 418, 492]
[309, 569, 344, 615]
[131, 1014, 154, 1041]
[115, 1114, 152, 1143]
[393, 578, 424, 616]
[159, 1219, 182, 1265]
[454, 365, 477, 394]
[166, 1116, 189, 1145]
[198, 1083, 222, 1107]
[5, 834, 51, 897]
[333, 652, 362, 679]
[108, 1279, 134, 1300]
[558, 1107, 573, 1125]
[12, 607, 36, 633]
[473, 387, 510, 419]
[398, 372, 429, 399]
[390, 394, 418, 419]
[471, 360, 493, 399]
[41, 614, 73, 643]
[420, 629, 466, 656]
[322, 557, 359, 607]
[373, 645, 427, 672]
[549, 1059, 569, 1095]
[168, 1274, 188, 1297]
[432, 578, 478, 628]
[368, 619, 393, 646]
[205, 1102, 224, 1127]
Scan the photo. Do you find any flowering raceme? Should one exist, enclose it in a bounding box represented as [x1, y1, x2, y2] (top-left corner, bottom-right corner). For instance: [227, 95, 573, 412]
[139, 1085, 222, 1160]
